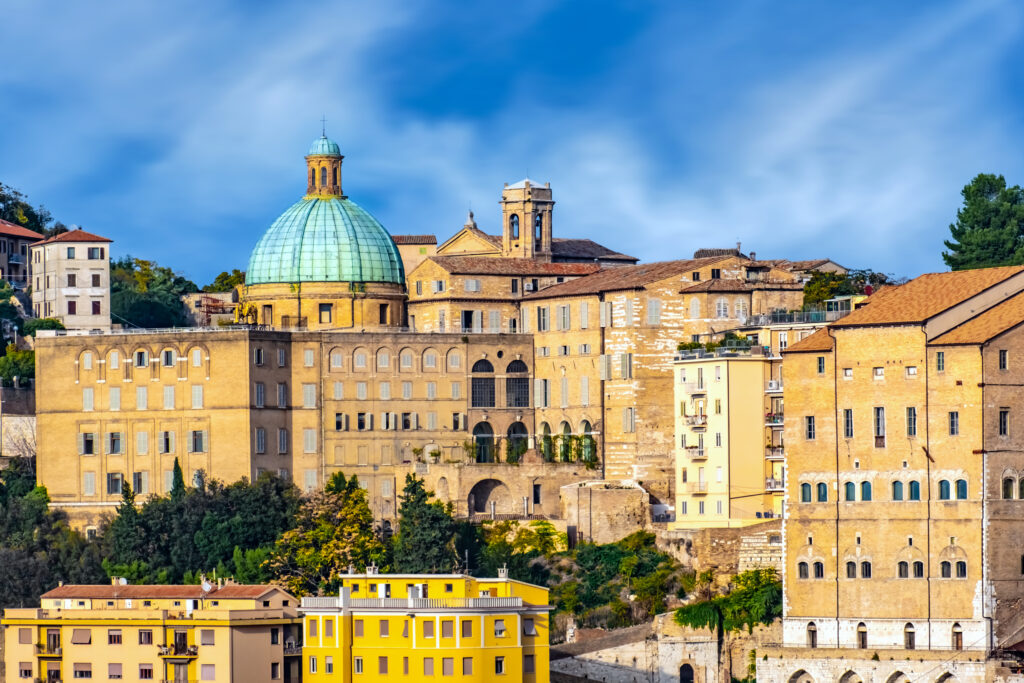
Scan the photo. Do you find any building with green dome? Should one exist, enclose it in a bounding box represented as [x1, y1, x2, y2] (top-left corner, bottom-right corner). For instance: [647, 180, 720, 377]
[241, 135, 407, 330]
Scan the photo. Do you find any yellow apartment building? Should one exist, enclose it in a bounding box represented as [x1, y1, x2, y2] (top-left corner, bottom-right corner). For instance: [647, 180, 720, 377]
[672, 346, 784, 528]
[301, 568, 550, 682]
[763, 265, 1024, 682]
[3, 581, 301, 683]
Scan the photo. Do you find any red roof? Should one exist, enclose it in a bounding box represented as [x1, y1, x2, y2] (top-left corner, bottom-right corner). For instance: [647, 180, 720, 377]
[0, 218, 45, 241]
[428, 256, 601, 277]
[32, 228, 112, 246]
[41, 584, 286, 600]
[392, 235, 437, 245]
[524, 257, 731, 299]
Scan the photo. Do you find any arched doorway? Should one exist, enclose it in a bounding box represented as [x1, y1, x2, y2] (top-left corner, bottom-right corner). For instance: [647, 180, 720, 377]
[580, 420, 596, 465]
[473, 422, 495, 463]
[558, 421, 572, 461]
[539, 422, 553, 461]
[467, 479, 512, 514]
[679, 663, 694, 683]
[506, 422, 528, 462]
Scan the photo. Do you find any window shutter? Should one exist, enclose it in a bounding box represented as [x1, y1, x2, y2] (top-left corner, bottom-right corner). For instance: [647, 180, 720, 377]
[168, 431, 175, 453]
[534, 379, 543, 407]
[580, 301, 589, 329]
[412, 413, 419, 430]
[599, 355, 610, 380]
[77, 433, 85, 455]
[489, 310, 500, 333]
[647, 299, 661, 325]
[473, 310, 483, 333]
[202, 430, 209, 452]
[623, 408, 630, 431]
[581, 376, 589, 407]
[187, 432, 195, 454]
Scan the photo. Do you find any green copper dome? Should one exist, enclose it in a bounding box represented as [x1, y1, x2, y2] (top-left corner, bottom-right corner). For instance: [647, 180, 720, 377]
[247, 197, 405, 285]
[308, 135, 341, 156]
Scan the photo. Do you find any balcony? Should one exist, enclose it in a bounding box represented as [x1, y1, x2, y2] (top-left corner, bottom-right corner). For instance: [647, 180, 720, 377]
[35, 644, 62, 656]
[685, 481, 708, 494]
[9, 254, 24, 265]
[684, 446, 707, 459]
[765, 446, 785, 460]
[765, 380, 784, 393]
[301, 596, 525, 609]
[283, 644, 302, 655]
[765, 413, 784, 427]
[765, 478, 784, 491]
[158, 644, 198, 658]
[685, 415, 708, 428]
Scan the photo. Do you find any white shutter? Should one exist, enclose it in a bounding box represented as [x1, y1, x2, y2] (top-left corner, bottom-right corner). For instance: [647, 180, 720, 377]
[412, 413, 419, 430]
[168, 431, 176, 453]
[581, 376, 590, 407]
[599, 302, 610, 327]
[472, 310, 483, 333]
[489, 310, 500, 333]
[625, 299, 634, 326]
[77, 433, 85, 455]
[647, 299, 661, 325]
[560, 377, 569, 409]
[599, 355, 610, 380]
[580, 301, 589, 329]
[202, 430, 209, 453]
[534, 379, 544, 407]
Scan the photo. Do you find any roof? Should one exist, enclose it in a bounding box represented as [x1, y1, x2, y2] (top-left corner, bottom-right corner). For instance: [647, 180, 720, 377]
[930, 290, 1024, 345]
[427, 256, 600, 277]
[506, 178, 546, 189]
[247, 197, 405, 285]
[551, 238, 637, 262]
[0, 218, 45, 241]
[784, 258, 842, 271]
[831, 266, 1024, 328]
[524, 257, 729, 299]
[308, 135, 341, 156]
[41, 584, 285, 600]
[391, 235, 437, 245]
[694, 247, 747, 259]
[679, 280, 804, 294]
[783, 327, 835, 353]
[31, 228, 111, 245]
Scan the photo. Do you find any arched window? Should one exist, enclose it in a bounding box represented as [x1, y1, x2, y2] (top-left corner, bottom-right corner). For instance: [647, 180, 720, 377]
[955, 479, 967, 499]
[320, 166, 327, 187]
[506, 422, 528, 462]
[471, 359, 495, 408]
[715, 298, 729, 318]
[509, 213, 519, 239]
[1021, 554, 1024, 575]
[913, 561, 924, 577]
[856, 623, 867, 649]
[1019, 478, 1024, 500]
[816, 482, 828, 502]
[861, 561, 872, 578]
[846, 561, 856, 578]
[472, 422, 495, 463]
[505, 360, 529, 408]
[807, 623, 817, 648]
[580, 420, 596, 463]
[892, 481, 904, 501]
[540, 422, 553, 461]
[800, 483, 811, 502]
[535, 213, 543, 240]
[798, 562, 809, 579]
[956, 560, 967, 578]
[952, 623, 963, 651]
[940, 561, 952, 578]
[939, 480, 951, 500]
[689, 299, 700, 319]
[1004, 477, 1015, 499]
[558, 422, 572, 462]
[904, 623, 915, 650]
[310, 168, 315, 186]
[898, 561, 909, 578]
[909, 480, 921, 500]
[813, 561, 824, 579]
[333, 167, 338, 186]
[860, 481, 872, 501]
[844, 482, 856, 501]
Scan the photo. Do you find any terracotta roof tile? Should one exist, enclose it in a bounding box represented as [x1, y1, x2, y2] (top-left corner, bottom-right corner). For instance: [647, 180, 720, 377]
[831, 266, 1024, 328]
[783, 327, 835, 353]
[427, 256, 600, 277]
[550, 238, 637, 262]
[679, 279, 804, 294]
[32, 228, 112, 246]
[930, 290, 1024, 345]
[391, 235, 437, 245]
[41, 584, 285, 600]
[0, 218, 45, 241]
[524, 257, 729, 299]
[694, 247, 747, 259]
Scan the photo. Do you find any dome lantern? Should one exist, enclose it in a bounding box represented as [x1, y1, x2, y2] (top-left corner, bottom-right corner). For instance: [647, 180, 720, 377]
[305, 135, 344, 198]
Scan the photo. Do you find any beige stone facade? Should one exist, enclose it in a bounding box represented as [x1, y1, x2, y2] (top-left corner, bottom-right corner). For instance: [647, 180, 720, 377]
[30, 228, 112, 331]
[0, 217, 44, 290]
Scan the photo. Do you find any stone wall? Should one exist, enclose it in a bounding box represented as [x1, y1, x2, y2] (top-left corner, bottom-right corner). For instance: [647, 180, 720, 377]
[756, 646, 990, 682]
[560, 482, 650, 545]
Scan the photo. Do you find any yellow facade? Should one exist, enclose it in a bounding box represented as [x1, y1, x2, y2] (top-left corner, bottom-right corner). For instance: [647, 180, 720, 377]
[3, 582, 301, 683]
[671, 350, 784, 528]
[301, 571, 550, 683]
[243, 280, 406, 331]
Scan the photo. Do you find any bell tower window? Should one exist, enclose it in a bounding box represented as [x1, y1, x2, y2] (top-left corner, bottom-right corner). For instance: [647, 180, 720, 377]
[320, 167, 327, 187]
[509, 214, 519, 239]
[535, 213, 543, 240]
[333, 167, 338, 187]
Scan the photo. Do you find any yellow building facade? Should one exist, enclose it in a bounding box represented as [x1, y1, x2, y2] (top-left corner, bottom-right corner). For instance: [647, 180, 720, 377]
[769, 265, 1024, 681]
[3, 582, 301, 683]
[301, 569, 550, 683]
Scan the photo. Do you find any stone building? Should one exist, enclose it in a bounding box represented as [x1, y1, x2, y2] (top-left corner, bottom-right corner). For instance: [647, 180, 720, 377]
[767, 265, 1024, 681]
[0, 217, 44, 289]
[29, 228, 112, 331]
[391, 234, 437, 275]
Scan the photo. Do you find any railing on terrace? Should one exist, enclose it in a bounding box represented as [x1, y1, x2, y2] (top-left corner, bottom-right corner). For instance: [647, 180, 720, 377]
[37, 324, 527, 339]
[765, 478, 784, 491]
[765, 414, 784, 425]
[759, 641, 985, 653]
[680, 382, 706, 393]
[685, 447, 706, 459]
[744, 308, 851, 326]
[283, 644, 303, 655]
[765, 446, 785, 459]
[301, 596, 525, 609]
[685, 481, 708, 494]
[35, 643, 62, 655]
[684, 415, 707, 427]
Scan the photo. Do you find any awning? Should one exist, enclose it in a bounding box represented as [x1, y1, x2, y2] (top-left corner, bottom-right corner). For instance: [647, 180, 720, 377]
[70, 629, 91, 644]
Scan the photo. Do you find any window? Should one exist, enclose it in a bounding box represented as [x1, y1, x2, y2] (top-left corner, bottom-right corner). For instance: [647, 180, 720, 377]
[462, 620, 473, 638]
[937, 351, 945, 371]
[200, 664, 215, 681]
[647, 298, 662, 325]
[309, 657, 317, 674]
[318, 303, 332, 324]
[139, 630, 153, 644]
[956, 560, 967, 578]
[846, 561, 856, 578]
[956, 478, 967, 500]
[494, 618, 506, 637]
[817, 356, 825, 374]
[813, 562, 824, 578]
[162, 349, 176, 367]
[843, 367, 852, 379]
[941, 561, 952, 578]
[861, 481, 872, 501]
[949, 411, 959, 436]
[906, 407, 917, 437]
[1001, 408, 1010, 436]
[68, 299, 77, 315]
[423, 658, 434, 676]
[254, 383, 265, 408]
[139, 665, 153, 681]
[255, 428, 266, 453]
[1004, 477, 1015, 499]
[816, 482, 828, 502]
[162, 385, 174, 410]
[495, 656, 506, 675]
[253, 348, 264, 366]
[909, 481, 921, 500]
[861, 561, 872, 578]
[914, 561, 924, 577]
[537, 306, 550, 331]
[278, 428, 288, 453]
[805, 416, 815, 440]
[80, 432, 96, 455]
[873, 407, 885, 447]
[873, 366, 884, 379]
[524, 654, 536, 673]
[277, 383, 287, 408]
[906, 365, 918, 377]
[108, 629, 122, 644]
[378, 656, 388, 675]
[423, 620, 434, 638]
[798, 562, 809, 579]
[905, 624, 915, 650]
[1000, 349, 1008, 370]
[303, 383, 316, 408]
[109, 387, 121, 411]
[83, 387, 94, 411]
[898, 561, 909, 578]
[939, 480, 951, 500]
[892, 481, 904, 501]
[844, 482, 856, 501]
[463, 657, 473, 675]
[191, 385, 203, 409]
[107, 472, 123, 495]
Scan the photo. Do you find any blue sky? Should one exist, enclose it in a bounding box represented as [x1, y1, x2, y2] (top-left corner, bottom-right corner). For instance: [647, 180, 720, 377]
[2, 0, 1023, 285]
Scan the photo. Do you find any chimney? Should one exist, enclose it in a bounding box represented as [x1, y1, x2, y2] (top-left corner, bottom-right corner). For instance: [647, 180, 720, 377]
[111, 577, 118, 586]
[736, 241, 742, 252]
[497, 564, 509, 580]
[750, 251, 756, 261]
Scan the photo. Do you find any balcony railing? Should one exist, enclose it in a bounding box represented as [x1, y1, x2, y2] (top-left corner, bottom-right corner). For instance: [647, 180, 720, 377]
[681, 382, 706, 394]
[158, 644, 198, 657]
[9, 254, 24, 265]
[765, 380, 784, 393]
[301, 596, 525, 609]
[765, 446, 785, 460]
[685, 415, 707, 427]
[765, 478, 784, 491]
[685, 481, 708, 494]
[35, 644, 62, 656]
[685, 446, 706, 459]
[765, 413, 784, 426]
[744, 309, 850, 327]
[283, 644, 302, 655]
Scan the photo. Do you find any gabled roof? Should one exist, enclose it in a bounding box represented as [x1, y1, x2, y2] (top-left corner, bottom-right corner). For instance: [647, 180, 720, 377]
[551, 238, 637, 262]
[679, 280, 804, 294]
[391, 235, 437, 245]
[930, 290, 1024, 345]
[784, 258, 844, 272]
[0, 218, 45, 241]
[524, 257, 730, 299]
[427, 256, 600, 277]
[32, 228, 112, 246]
[783, 327, 835, 353]
[831, 266, 1024, 328]
[507, 178, 546, 189]
[41, 584, 287, 600]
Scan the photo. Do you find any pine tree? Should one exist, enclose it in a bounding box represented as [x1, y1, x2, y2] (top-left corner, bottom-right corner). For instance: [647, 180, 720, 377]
[392, 474, 457, 574]
[943, 174, 1024, 270]
[171, 458, 185, 502]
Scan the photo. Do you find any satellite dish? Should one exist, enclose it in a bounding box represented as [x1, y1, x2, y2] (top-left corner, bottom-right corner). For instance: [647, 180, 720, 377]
[201, 581, 213, 593]
[118, 577, 128, 585]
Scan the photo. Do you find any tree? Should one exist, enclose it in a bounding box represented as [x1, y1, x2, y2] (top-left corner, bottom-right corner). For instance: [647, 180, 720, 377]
[0, 183, 51, 233]
[802, 269, 901, 307]
[110, 257, 199, 328]
[23, 318, 65, 337]
[0, 345, 34, 385]
[267, 474, 386, 595]
[392, 474, 457, 574]
[944, 173, 1024, 270]
[203, 269, 245, 292]
[170, 458, 185, 502]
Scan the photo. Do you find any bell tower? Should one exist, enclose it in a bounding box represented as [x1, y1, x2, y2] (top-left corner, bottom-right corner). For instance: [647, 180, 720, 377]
[500, 179, 554, 261]
[305, 134, 345, 199]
